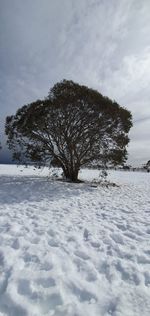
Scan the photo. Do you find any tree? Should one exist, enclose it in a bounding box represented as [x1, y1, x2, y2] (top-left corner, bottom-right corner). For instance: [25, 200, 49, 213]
[145, 160, 150, 172]
[146, 160, 150, 167]
[5, 80, 132, 182]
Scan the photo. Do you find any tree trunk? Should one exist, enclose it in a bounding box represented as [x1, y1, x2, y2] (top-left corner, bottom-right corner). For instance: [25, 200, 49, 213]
[62, 166, 79, 182]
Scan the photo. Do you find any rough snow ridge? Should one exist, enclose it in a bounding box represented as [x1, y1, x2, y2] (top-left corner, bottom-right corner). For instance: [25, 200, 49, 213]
[0, 166, 150, 315]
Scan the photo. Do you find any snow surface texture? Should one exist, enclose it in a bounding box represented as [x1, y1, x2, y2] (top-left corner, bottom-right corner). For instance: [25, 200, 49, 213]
[0, 165, 150, 316]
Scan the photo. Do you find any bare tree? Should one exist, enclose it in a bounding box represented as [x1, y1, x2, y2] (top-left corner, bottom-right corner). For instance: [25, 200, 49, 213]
[5, 80, 132, 181]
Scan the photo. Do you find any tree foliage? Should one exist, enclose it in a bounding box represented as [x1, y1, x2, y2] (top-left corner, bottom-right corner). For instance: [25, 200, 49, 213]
[5, 80, 132, 181]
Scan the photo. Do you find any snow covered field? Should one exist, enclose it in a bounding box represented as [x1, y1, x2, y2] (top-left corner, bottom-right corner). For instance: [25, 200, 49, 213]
[0, 165, 150, 316]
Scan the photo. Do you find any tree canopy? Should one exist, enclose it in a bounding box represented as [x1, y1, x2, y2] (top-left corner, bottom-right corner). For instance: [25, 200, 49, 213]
[5, 80, 132, 181]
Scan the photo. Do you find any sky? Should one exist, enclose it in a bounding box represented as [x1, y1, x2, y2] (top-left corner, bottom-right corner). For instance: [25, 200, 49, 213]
[0, 0, 150, 166]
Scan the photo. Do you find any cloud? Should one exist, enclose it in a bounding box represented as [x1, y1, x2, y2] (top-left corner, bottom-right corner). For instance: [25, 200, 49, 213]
[0, 0, 150, 165]
[134, 116, 150, 124]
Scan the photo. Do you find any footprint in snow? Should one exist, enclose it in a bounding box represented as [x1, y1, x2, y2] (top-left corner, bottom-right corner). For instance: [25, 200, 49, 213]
[40, 261, 53, 271]
[116, 224, 127, 231]
[18, 277, 56, 299]
[69, 282, 97, 303]
[110, 233, 124, 245]
[115, 261, 140, 286]
[30, 237, 40, 244]
[83, 266, 98, 282]
[0, 251, 5, 266]
[67, 235, 76, 243]
[40, 293, 63, 313]
[144, 249, 150, 255]
[86, 271, 97, 282]
[83, 228, 90, 241]
[90, 241, 101, 249]
[124, 231, 137, 240]
[18, 279, 38, 300]
[0, 270, 11, 295]
[48, 239, 59, 247]
[74, 250, 90, 260]
[47, 228, 55, 237]
[137, 255, 150, 265]
[144, 271, 150, 286]
[23, 253, 40, 264]
[11, 238, 20, 250]
[107, 299, 118, 315]
[0, 294, 27, 316]
[36, 277, 56, 288]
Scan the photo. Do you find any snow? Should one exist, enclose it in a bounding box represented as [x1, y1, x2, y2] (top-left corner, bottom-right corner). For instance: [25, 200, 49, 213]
[0, 165, 150, 316]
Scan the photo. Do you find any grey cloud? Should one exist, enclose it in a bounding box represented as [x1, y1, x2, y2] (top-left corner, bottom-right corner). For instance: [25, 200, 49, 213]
[134, 117, 150, 124]
[0, 0, 150, 165]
